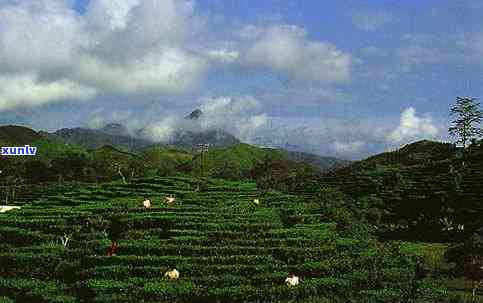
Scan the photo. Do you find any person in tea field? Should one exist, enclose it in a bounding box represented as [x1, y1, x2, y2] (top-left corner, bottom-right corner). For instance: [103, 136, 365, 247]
[164, 268, 180, 280]
[106, 217, 123, 256]
[165, 194, 175, 204]
[285, 273, 299, 287]
[143, 196, 151, 209]
[107, 240, 118, 256]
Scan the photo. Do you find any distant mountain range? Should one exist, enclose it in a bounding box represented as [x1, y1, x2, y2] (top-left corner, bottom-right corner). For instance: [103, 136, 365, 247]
[0, 110, 352, 172]
[45, 125, 153, 153]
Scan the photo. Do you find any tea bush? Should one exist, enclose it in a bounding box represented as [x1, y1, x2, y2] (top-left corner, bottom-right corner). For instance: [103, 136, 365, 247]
[0, 177, 455, 302]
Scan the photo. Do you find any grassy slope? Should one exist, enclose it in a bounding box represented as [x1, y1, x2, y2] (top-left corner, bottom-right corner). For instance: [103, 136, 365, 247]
[141, 145, 193, 165]
[192, 143, 286, 174]
[89, 145, 138, 162]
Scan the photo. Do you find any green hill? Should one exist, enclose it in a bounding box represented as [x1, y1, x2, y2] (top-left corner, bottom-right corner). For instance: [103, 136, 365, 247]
[0, 125, 42, 146]
[320, 139, 483, 241]
[190, 143, 285, 177]
[363, 140, 457, 166]
[323, 140, 463, 196]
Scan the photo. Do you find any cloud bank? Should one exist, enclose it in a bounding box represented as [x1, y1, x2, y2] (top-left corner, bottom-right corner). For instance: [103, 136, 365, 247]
[0, 0, 353, 111]
[140, 95, 268, 144]
[0, 0, 207, 110]
[241, 24, 352, 83]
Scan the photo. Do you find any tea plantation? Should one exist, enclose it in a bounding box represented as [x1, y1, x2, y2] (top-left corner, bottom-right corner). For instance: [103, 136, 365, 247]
[0, 177, 452, 302]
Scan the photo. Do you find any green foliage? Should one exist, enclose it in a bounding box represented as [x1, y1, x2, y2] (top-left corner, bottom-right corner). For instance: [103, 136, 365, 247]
[141, 146, 193, 177]
[446, 230, 483, 276]
[319, 136, 483, 242]
[190, 143, 289, 181]
[250, 153, 320, 193]
[0, 177, 452, 302]
[449, 96, 483, 148]
[400, 242, 448, 274]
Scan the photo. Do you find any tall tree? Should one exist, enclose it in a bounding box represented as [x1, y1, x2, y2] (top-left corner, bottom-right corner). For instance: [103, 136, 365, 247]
[449, 96, 483, 148]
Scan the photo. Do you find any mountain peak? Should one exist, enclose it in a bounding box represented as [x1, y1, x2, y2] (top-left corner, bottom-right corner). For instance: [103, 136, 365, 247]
[100, 123, 129, 137]
[186, 109, 203, 120]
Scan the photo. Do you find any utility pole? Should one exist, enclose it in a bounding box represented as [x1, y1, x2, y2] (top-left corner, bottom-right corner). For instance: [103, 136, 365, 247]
[197, 144, 210, 177]
[195, 144, 209, 192]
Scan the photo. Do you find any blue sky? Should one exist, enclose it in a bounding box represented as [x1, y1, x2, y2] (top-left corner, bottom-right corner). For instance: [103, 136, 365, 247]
[0, 0, 482, 159]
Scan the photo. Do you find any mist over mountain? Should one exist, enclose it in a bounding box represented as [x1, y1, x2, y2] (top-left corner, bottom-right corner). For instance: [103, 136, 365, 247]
[100, 123, 130, 137]
[165, 109, 241, 151]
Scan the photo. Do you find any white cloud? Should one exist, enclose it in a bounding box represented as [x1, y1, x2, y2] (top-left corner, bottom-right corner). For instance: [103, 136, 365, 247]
[87, 116, 105, 129]
[352, 10, 392, 31]
[140, 95, 269, 144]
[0, 74, 96, 111]
[242, 24, 352, 83]
[84, 0, 140, 31]
[0, 0, 86, 75]
[198, 96, 268, 142]
[74, 48, 207, 95]
[0, 1, 354, 111]
[142, 115, 178, 142]
[205, 49, 240, 63]
[0, 0, 208, 111]
[387, 107, 439, 144]
[86, 109, 135, 130]
[199, 95, 261, 117]
[250, 115, 393, 160]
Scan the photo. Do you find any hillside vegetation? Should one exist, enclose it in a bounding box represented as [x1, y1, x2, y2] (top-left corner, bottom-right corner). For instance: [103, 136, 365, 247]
[321, 140, 483, 241]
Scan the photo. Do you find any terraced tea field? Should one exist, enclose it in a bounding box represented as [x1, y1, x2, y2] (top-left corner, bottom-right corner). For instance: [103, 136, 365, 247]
[0, 177, 447, 302]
